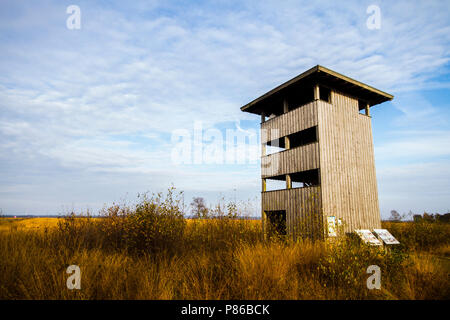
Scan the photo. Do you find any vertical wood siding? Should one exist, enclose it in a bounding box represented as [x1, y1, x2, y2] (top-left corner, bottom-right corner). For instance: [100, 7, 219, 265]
[261, 142, 319, 178]
[262, 187, 323, 240]
[261, 101, 318, 143]
[317, 91, 381, 233]
[260, 90, 381, 239]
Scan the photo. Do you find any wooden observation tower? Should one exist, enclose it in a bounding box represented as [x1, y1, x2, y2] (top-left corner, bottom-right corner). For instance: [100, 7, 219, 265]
[241, 65, 393, 239]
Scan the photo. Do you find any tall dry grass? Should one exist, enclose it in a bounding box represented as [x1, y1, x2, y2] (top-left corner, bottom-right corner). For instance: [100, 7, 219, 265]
[0, 189, 449, 299]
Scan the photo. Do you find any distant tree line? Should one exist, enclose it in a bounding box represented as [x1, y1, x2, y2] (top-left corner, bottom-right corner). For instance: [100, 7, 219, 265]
[388, 209, 450, 223]
[412, 212, 450, 223]
[189, 197, 248, 219]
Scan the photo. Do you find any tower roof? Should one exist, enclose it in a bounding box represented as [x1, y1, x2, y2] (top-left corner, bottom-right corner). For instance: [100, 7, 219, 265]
[241, 65, 393, 115]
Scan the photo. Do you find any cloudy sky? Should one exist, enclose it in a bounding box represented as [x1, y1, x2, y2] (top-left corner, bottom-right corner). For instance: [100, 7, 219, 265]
[0, 0, 449, 218]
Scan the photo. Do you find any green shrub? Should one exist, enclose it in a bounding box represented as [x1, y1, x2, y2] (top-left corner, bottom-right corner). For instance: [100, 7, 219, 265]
[54, 187, 186, 255]
[123, 188, 186, 255]
[317, 238, 409, 298]
[383, 221, 450, 251]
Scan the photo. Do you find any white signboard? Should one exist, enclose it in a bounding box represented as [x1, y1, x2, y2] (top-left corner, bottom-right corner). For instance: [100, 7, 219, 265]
[327, 216, 337, 237]
[373, 229, 400, 245]
[355, 229, 382, 246]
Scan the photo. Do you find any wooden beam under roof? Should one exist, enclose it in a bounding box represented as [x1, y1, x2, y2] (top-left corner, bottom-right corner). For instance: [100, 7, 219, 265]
[241, 65, 393, 115]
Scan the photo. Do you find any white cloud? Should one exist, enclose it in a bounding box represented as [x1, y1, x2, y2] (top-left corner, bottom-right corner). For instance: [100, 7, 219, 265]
[0, 0, 449, 213]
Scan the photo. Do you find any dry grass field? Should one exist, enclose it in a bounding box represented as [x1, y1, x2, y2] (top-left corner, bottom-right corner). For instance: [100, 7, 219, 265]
[0, 217, 60, 233]
[0, 190, 449, 300]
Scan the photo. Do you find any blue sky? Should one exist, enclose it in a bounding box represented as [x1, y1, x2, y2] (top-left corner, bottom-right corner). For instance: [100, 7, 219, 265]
[0, 0, 449, 218]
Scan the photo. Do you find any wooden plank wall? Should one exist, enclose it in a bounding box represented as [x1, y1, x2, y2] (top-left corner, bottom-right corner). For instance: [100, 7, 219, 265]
[261, 142, 319, 178]
[317, 91, 381, 233]
[261, 100, 322, 239]
[261, 100, 318, 143]
[262, 187, 323, 240]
